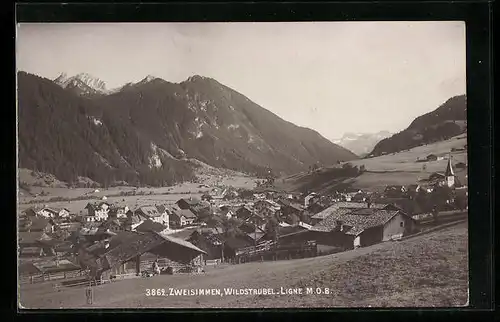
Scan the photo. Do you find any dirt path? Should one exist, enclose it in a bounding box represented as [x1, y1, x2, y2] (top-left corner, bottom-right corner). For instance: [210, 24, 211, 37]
[19, 222, 467, 309]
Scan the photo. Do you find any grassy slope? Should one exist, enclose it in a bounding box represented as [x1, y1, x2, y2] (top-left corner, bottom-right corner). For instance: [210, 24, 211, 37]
[277, 134, 467, 193]
[19, 222, 467, 308]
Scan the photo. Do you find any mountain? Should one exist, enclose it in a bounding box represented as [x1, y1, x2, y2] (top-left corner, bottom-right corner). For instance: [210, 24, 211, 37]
[333, 131, 393, 157]
[18, 71, 357, 187]
[369, 95, 467, 157]
[54, 72, 108, 97]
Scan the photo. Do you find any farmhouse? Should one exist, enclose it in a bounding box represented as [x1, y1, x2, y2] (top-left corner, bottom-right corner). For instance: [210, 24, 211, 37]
[19, 216, 54, 233]
[188, 230, 224, 260]
[312, 207, 417, 249]
[310, 202, 394, 225]
[37, 207, 69, 219]
[18, 231, 54, 257]
[170, 208, 197, 228]
[108, 206, 129, 219]
[84, 202, 111, 222]
[77, 231, 207, 279]
[176, 197, 201, 210]
[123, 211, 144, 231]
[135, 205, 169, 227]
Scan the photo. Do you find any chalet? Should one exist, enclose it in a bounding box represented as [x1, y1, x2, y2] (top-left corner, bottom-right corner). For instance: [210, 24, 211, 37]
[169, 208, 197, 228]
[37, 208, 66, 219]
[108, 206, 130, 219]
[18, 231, 54, 257]
[176, 197, 201, 210]
[188, 230, 224, 260]
[84, 202, 111, 222]
[238, 222, 267, 244]
[311, 207, 417, 249]
[19, 216, 55, 233]
[235, 206, 255, 221]
[78, 231, 207, 279]
[278, 199, 304, 217]
[218, 207, 235, 219]
[100, 218, 124, 232]
[135, 205, 169, 227]
[123, 211, 144, 231]
[221, 236, 255, 260]
[310, 202, 395, 225]
[254, 200, 281, 217]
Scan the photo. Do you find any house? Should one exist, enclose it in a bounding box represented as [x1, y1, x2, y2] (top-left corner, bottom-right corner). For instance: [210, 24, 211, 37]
[169, 208, 197, 228]
[310, 202, 393, 225]
[384, 185, 406, 198]
[254, 200, 281, 217]
[78, 231, 207, 279]
[311, 207, 417, 248]
[176, 197, 201, 210]
[238, 222, 267, 244]
[84, 202, 111, 222]
[108, 206, 130, 219]
[36, 208, 60, 219]
[235, 205, 255, 221]
[18, 231, 54, 257]
[188, 230, 224, 260]
[100, 218, 124, 232]
[135, 205, 169, 227]
[218, 207, 235, 219]
[122, 210, 144, 231]
[19, 216, 54, 233]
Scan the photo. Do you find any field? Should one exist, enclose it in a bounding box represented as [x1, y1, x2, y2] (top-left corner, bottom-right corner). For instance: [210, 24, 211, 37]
[17, 163, 258, 214]
[278, 134, 467, 193]
[19, 222, 468, 309]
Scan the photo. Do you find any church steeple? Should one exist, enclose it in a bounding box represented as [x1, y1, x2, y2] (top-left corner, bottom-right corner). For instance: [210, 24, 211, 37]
[445, 154, 455, 187]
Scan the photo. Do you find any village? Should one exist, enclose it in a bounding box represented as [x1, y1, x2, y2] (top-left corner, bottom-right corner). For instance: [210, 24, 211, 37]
[18, 155, 468, 290]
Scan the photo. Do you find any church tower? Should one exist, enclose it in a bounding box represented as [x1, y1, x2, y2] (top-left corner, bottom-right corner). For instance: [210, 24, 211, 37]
[444, 154, 455, 188]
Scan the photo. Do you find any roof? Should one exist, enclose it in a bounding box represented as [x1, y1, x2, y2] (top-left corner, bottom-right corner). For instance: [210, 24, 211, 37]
[136, 220, 167, 233]
[172, 208, 197, 219]
[18, 231, 52, 244]
[23, 216, 51, 231]
[177, 197, 201, 206]
[222, 236, 253, 250]
[156, 205, 167, 213]
[313, 209, 404, 236]
[32, 259, 80, 274]
[189, 231, 224, 246]
[136, 206, 161, 218]
[155, 232, 207, 254]
[311, 202, 388, 219]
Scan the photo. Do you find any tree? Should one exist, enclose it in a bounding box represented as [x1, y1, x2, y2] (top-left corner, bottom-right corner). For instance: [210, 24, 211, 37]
[265, 216, 280, 244]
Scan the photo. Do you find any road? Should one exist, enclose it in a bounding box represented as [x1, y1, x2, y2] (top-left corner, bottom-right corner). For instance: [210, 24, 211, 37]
[19, 221, 467, 309]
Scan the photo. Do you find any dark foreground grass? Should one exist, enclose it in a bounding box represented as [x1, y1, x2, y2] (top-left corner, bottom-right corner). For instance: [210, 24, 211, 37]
[228, 224, 468, 308]
[19, 224, 467, 309]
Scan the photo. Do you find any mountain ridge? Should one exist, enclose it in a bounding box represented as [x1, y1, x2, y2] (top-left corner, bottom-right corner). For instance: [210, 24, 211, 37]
[18, 71, 357, 187]
[368, 95, 467, 157]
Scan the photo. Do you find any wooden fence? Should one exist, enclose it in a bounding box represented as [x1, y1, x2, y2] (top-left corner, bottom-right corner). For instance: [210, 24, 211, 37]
[19, 269, 88, 284]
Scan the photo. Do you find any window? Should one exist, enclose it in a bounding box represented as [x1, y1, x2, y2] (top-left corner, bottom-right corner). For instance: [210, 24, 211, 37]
[400, 222, 404, 227]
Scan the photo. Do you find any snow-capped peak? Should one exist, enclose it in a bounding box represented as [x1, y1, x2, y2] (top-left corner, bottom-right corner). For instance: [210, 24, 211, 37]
[54, 72, 108, 95]
[73, 73, 107, 91]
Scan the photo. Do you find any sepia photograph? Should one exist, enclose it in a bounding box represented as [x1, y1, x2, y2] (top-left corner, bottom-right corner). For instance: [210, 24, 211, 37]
[16, 21, 468, 309]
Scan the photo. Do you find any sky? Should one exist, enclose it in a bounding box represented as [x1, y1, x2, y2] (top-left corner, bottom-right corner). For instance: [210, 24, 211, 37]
[16, 22, 466, 139]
